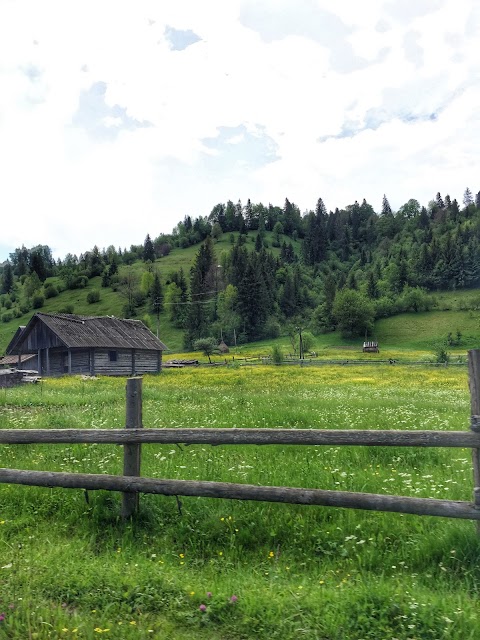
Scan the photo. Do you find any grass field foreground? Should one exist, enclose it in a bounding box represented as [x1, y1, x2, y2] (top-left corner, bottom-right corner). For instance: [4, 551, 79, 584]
[0, 364, 479, 639]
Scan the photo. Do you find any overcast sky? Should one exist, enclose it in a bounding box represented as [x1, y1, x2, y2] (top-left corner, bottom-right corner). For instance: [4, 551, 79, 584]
[1, 0, 479, 262]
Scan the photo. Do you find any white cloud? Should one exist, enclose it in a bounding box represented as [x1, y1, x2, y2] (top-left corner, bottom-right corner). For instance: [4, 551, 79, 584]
[0, 0, 479, 260]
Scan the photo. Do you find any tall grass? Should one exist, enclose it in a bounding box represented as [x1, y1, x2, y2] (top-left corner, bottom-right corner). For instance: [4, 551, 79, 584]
[0, 365, 479, 639]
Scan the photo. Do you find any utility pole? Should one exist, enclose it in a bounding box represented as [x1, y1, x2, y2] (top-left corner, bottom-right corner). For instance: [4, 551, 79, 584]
[296, 326, 304, 360]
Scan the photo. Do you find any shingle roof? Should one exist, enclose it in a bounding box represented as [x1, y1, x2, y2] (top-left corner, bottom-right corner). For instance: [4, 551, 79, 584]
[7, 313, 168, 353]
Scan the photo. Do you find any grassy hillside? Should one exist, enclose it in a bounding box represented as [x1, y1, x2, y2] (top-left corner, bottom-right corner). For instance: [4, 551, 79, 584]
[0, 232, 479, 358]
[0, 231, 301, 355]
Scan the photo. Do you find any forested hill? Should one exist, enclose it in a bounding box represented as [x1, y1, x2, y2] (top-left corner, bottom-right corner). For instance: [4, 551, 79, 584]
[1, 189, 479, 351]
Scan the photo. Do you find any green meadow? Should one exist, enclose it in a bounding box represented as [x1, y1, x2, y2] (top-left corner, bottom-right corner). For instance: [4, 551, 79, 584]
[1, 364, 479, 639]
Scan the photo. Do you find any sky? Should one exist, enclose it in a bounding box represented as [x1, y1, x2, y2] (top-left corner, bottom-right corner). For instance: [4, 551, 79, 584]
[1, 0, 479, 262]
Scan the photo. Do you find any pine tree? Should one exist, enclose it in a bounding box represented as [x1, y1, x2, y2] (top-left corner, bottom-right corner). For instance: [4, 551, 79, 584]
[366, 270, 378, 299]
[435, 192, 444, 209]
[184, 238, 215, 347]
[143, 234, 155, 262]
[1, 262, 13, 294]
[381, 194, 393, 216]
[463, 187, 474, 208]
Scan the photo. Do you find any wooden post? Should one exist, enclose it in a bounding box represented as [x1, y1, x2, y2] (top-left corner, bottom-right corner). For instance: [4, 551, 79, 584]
[468, 350, 480, 533]
[121, 377, 143, 519]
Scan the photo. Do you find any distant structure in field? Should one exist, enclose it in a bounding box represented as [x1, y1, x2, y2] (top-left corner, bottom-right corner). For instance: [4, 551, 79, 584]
[363, 341, 379, 353]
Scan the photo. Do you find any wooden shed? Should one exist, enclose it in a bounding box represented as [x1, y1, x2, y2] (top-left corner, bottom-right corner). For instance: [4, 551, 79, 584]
[6, 313, 168, 377]
[0, 353, 38, 370]
[363, 341, 379, 353]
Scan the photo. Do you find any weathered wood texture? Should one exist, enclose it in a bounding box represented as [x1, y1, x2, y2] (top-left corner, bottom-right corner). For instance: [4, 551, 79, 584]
[122, 377, 143, 518]
[1, 428, 480, 447]
[93, 349, 161, 376]
[0, 468, 478, 521]
[468, 350, 480, 532]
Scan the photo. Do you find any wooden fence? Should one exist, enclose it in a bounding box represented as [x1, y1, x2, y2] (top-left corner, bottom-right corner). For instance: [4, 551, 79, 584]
[0, 349, 479, 525]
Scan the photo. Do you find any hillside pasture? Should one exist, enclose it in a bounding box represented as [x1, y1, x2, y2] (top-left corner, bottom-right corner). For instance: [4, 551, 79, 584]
[0, 364, 479, 639]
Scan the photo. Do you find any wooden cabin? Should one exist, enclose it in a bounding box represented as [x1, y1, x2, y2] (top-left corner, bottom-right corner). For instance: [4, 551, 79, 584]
[6, 313, 168, 377]
[363, 341, 379, 353]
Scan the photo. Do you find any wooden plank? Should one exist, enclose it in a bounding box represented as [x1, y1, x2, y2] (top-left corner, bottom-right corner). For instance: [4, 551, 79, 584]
[468, 349, 480, 533]
[1, 428, 480, 447]
[0, 468, 478, 521]
[122, 377, 143, 519]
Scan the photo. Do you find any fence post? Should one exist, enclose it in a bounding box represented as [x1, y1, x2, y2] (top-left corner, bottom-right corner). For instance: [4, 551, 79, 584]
[468, 350, 480, 532]
[122, 377, 143, 519]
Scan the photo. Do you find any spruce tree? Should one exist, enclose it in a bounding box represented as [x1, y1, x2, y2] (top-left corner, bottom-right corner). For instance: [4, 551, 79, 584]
[143, 234, 155, 262]
[1, 262, 13, 294]
[381, 194, 393, 216]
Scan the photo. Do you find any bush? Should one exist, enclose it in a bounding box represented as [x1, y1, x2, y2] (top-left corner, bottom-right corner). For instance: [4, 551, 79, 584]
[13, 307, 22, 318]
[44, 284, 59, 299]
[2, 295, 12, 309]
[58, 304, 74, 314]
[434, 344, 450, 364]
[333, 289, 375, 338]
[271, 344, 284, 365]
[1, 311, 13, 323]
[19, 301, 32, 314]
[68, 276, 88, 290]
[374, 296, 396, 319]
[262, 317, 281, 339]
[32, 294, 45, 309]
[86, 289, 100, 304]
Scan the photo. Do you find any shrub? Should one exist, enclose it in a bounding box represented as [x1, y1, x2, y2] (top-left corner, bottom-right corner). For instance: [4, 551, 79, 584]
[86, 289, 100, 304]
[13, 306, 22, 318]
[193, 337, 219, 363]
[19, 301, 32, 314]
[59, 304, 74, 314]
[262, 317, 281, 339]
[2, 295, 12, 309]
[32, 294, 45, 309]
[434, 343, 450, 364]
[44, 284, 59, 299]
[271, 344, 284, 365]
[1, 311, 13, 323]
[69, 275, 88, 290]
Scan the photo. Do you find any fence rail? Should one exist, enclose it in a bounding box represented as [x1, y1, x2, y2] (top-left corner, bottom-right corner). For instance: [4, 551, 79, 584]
[0, 350, 479, 525]
[1, 428, 480, 447]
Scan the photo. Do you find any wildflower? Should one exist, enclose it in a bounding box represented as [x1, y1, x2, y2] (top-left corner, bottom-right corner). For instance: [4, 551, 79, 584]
[179, 553, 185, 558]
[199, 604, 207, 612]
[268, 551, 274, 558]
[0, 614, 5, 622]
[206, 592, 212, 598]
[129, 621, 136, 625]
[189, 591, 195, 596]
[230, 595, 238, 603]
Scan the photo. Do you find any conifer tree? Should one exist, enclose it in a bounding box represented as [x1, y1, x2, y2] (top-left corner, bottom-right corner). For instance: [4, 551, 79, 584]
[1, 262, 13, 294]
[143, 234, 155, 262]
